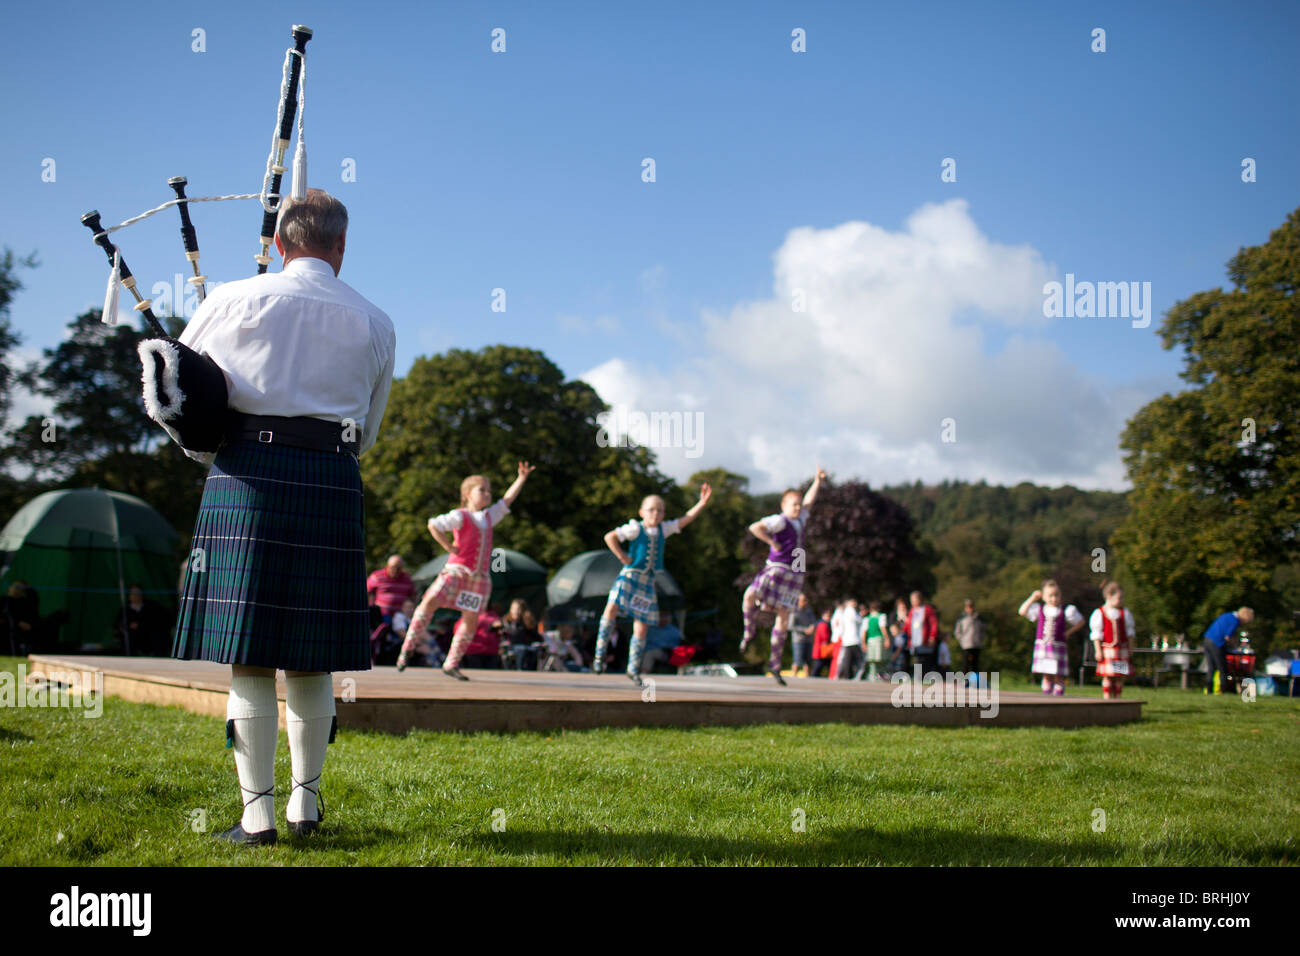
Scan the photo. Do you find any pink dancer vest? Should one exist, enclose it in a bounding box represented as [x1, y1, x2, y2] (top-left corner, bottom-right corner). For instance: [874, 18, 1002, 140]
[448, 508, 493, 574]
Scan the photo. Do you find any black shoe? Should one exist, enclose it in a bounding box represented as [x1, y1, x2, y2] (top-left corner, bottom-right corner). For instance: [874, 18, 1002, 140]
[215, 822, 277, 846]
[768, 669, 787, 686]
[442, 666, 469, 681]
[287, 819, 320, 838]
[628, 673, 644, 688]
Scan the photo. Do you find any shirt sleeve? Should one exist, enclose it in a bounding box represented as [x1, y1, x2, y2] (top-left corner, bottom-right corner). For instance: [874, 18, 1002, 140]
[1026, 603, 1042, 623]
[614, 520, 642, 542]
[1065, 605, 1083, 627]
[761, 514, 787, 534]
[360, 318, 396, 456]
[483, 500, 510, 525]
[429, 509, 464, 533]
[1089, 609, 1105, 642]
[660, 518, 681, 538]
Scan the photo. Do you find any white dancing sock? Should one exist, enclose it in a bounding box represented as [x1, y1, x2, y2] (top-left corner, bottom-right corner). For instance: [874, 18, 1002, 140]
[227, 676, 279, 834]
[285, 674, 336, 823]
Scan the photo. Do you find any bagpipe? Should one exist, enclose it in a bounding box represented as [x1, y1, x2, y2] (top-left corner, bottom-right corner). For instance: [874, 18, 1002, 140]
[80, 25, 313, 454]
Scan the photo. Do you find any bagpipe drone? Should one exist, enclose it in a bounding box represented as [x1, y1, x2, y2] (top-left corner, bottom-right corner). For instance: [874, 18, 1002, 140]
[80, 25, 313, 454]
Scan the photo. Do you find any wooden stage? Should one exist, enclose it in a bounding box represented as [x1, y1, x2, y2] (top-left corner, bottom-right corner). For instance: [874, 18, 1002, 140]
[26, 655, 1142, 733]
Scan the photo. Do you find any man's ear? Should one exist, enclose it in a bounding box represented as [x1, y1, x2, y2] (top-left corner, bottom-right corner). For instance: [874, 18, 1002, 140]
[274, 233, 285, 256]
[336, 231, 347, 257]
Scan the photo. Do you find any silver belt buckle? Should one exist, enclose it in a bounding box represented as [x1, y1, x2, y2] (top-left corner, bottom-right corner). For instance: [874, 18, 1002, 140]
[258, 430, 273, 443]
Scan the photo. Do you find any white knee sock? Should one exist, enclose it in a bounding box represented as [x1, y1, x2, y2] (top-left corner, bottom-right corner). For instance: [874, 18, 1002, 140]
[285, 674, 336, 824]
[227, 676, 279, 834]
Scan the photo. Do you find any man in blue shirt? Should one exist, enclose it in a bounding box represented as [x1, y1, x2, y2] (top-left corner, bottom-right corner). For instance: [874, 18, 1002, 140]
[1203, 607, 1254, 694]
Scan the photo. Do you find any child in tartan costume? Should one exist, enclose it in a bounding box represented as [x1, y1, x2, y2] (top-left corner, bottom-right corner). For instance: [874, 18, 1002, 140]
[739, 468, 826, 685]
[398, 463, 534, 680]
[593, 485, 711, 687]
[1018, 580, 1085, 695]
[1090, 581, 1136, 700]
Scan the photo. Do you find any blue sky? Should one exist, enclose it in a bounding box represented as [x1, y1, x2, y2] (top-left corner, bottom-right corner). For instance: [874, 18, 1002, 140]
[2, 0, 1297, 490]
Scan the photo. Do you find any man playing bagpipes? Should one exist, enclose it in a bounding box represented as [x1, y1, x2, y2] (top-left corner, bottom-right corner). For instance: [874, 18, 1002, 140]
[81, 27, 396, 846]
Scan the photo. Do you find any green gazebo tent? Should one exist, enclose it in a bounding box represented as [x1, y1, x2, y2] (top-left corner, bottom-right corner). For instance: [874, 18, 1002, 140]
[0, 489, 180, 651]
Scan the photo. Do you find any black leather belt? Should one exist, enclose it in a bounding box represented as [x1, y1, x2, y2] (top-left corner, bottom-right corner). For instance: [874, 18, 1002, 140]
[226, 413, 360, 456]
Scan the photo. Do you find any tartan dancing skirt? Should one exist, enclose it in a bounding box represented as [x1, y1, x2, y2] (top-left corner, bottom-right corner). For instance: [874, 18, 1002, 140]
[608, 568, 659, 624]
[172, 440, 371, 672]
[1096, 640, 1132, 678]
[749, 563, 804, 613]
[1031, 638, 1069, 676]
[420, 564, 492, 615]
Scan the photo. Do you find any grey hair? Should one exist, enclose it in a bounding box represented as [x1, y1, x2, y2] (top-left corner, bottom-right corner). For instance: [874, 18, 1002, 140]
[276, 189, 348, 253]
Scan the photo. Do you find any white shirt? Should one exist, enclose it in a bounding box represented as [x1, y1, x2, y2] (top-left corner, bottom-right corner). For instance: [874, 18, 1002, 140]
[1090, 606, 1136, 643]
[1026, 603, 1084, 627]
[615, 518, 681, 542]
[179, 257, 396, 457]
[430, 500, 510, 533]
[832, 606, 862, 647]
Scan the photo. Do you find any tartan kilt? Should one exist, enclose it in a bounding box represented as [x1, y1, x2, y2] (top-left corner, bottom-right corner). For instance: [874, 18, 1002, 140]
[172, 439, 370, 671]
[608, 568, 659, 625]
[420, 564, 492, 614]
[1031, 639, 1069, 676]
[1096, 640, 1132, 678]
[748, 563, 804, 612]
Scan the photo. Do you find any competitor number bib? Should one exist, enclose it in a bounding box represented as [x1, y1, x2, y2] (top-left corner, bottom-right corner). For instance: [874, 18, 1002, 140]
[1109, 660, 1129, 676]
[1037, 658, 1060, 675]
[455, 591, 484, 613]
[630, 593, 654, 615]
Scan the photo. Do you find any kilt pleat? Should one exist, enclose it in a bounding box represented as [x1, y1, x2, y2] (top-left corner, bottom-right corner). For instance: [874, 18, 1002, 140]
[749, 563, 804, 612]
[172, 439, 371, 671]
[609, 569, 659, 624]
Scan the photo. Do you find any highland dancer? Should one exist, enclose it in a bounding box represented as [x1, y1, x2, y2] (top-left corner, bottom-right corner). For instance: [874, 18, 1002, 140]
[1018, 580, 1084, 695]
[593, 485, 712, 687]
[739, 468, 826, 685]
[397, 462, 534, 679]
[1090, 581, 1135, 700]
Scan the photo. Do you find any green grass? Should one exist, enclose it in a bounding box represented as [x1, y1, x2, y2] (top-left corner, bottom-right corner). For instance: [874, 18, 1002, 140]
[1, 655, 1297, 865]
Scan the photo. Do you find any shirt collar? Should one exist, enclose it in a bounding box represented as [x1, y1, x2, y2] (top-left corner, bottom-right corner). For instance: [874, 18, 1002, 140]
[284, 256, 335, 277]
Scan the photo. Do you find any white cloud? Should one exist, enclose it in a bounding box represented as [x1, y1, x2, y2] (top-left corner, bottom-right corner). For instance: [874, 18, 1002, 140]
[579, 199, 1140, 492]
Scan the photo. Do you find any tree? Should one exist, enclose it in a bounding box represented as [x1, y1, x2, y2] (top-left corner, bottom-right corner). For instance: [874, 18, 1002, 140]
[11, 310, 185, 473]
[6, 308, 201, 546]
[1113, 206, 1300, 653]
[0, 248, 41, 520]
[0, 248, 36, 439]
[360, 346, 676, 573]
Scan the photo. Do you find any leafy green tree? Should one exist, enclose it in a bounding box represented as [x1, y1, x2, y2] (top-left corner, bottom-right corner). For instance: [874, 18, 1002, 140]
[0, 249, 43, 521]
[360, 346, 675, 574]
[7, 308, 199, 546]
[1113, 207, 1300, 653]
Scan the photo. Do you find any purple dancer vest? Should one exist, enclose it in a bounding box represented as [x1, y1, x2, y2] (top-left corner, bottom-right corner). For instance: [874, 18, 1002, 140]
[1036, 605, 1064, 644]
[767, 515, 806, 568]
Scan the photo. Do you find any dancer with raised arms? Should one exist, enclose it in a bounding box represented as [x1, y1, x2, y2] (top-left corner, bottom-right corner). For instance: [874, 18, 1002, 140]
[738, 468, 827, 685]
[398, 462, 535, 679]
[592, 485, 712, 688]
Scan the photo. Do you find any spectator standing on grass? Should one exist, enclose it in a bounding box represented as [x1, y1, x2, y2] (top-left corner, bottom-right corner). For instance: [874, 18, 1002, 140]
[367, 555, 414, 625]
[857, 600, 890, 678]
[908, 591, 940, 676]
[831, 599, 863, 680]
[953, 599, 986, 674]
[789, 593, 817, 678]
[811, 608, 834, 678]
[1202, 606, 1255, 695]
